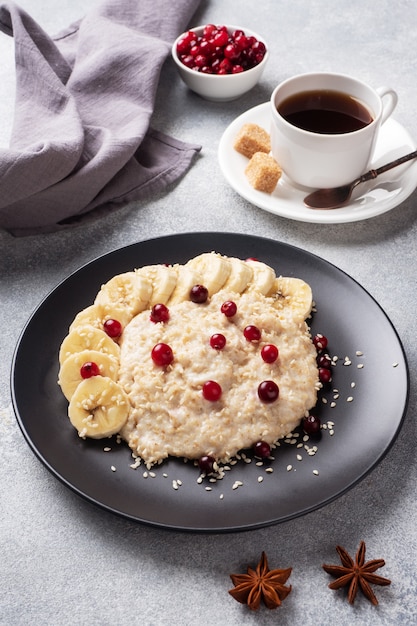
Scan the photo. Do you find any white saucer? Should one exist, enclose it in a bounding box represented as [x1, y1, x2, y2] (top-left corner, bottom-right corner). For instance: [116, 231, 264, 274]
[218, 102, 417, 224]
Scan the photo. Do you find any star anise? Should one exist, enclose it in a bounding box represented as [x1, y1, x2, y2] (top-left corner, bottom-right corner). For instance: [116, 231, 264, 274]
[229, 551, 292, 610]
[322, 541, 391, 605]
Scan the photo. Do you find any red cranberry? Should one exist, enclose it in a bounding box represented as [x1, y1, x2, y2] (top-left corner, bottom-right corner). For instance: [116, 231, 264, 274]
[151, 343, 174, 367]
[261, 344, 279, 363]
[150, 303, 170, 323]
[243, 325, 261, 342]
[303, 414, 321, 435]
[198, 455, 215, 473]
[253, 440, 271, 458]
[257, 380, 279, 403]
[210, 333, 226, 350]
[80, 361, 100, 379]
[203, 24, 216, 38]
[212, 30, 228, 47]
[190, 284, 209, 303]
[319, 367, 332, 384]
[313, 333, 328, 352]
[103, 318, 122, 339]
[202, 380, 222, 401]
[221, 300, 237, 317]
[234, 34, 248, 50]
[317, 354, 332, 369]
[224, 43, 240, 60]
[176, 31, 197, 54]
[252, 40, 266, 55]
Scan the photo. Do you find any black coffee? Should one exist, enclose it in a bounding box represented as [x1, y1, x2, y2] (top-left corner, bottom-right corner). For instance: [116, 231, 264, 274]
[278, 89, 374, 134]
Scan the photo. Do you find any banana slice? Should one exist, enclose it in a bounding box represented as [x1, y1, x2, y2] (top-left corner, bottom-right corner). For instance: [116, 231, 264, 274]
[244, 259, 276, 295]
[58, 349, 119, 402]
[271, 276, 313, 322]
[135, 264, 178, 305]
[69, 303, 131, 335]
[167, 264, 203, 305]
[59, 324, 120, 365]
[94, 271, 152, 317]
[68, 376, 129, 438]
[221, 256, 254, 294]
[185, 252, 232, 296]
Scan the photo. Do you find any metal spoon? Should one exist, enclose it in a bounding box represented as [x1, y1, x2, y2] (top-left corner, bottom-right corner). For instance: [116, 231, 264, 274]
[303, 149, 417, 209]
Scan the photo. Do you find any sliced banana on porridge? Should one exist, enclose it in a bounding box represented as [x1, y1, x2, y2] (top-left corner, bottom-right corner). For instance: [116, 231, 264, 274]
[167, 264, 203, 304]
[221, 256, 254, 294]
[69, 302, 131, 335]
[68, 376, 129, 438]
[271, 277, 313, 322]
[244, 258, 276, 295]
[58, 349, 119, 401]
[59, 324, 121, 365]
[94, 271, 152, 317]
[135, 264, 178, 305]
[185, 252, 232, 295]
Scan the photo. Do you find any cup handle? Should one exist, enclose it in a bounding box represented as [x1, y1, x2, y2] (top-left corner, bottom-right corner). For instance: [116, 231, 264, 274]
[376, 86, 398, 125]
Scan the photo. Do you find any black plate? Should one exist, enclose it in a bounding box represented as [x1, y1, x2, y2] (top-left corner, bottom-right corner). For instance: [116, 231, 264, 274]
[11, 233, 409, 532]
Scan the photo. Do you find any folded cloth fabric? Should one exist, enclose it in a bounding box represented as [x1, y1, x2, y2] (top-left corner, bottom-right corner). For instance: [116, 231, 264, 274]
[0, 0, 202, 236]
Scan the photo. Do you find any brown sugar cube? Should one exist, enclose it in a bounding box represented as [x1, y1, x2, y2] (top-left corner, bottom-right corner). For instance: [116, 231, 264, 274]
[233, 123, 271, 158]
[245, 152, 282, 193]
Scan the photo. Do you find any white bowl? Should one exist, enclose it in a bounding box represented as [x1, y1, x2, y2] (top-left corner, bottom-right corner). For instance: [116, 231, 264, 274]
[171, 25, 269, 102]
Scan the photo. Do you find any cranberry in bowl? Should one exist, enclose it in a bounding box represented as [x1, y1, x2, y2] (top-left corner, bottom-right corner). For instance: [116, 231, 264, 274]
[171, 24, 269, 102]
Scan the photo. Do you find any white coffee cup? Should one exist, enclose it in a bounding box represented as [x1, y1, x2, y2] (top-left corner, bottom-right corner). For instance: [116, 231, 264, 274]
[270, 72, 398, 188]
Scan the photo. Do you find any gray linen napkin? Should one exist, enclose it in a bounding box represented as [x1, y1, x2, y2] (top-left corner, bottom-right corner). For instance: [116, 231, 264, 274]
[0, 0, 202, 236]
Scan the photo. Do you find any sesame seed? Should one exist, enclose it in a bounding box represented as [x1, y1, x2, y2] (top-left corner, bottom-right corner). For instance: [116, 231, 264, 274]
[110, 465, 116, 472]
[357, 363, 364, 369]
[258, 476, 264, 483]
[313, 469, 319, 476]
[330, 402, 336, 408]
[393, 362, 399, 368]
[220, 494, 224, 500]
[205, 486, 212, 491]
[296, 454, 303, 461]
[351, 382, 356, 388]
[265, 467, 273, 474]
[347, 396, 354, 402]
[286, 464, 293, 471]
[103, 446, 111, 452]
[356, 350, 363, 356]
